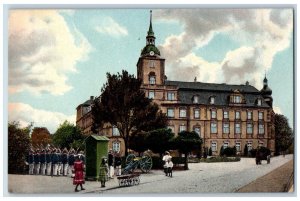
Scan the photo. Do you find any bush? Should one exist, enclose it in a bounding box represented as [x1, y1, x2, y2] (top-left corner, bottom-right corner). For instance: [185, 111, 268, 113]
[221, 146, 237, 157]
[200, 156, 241, 163]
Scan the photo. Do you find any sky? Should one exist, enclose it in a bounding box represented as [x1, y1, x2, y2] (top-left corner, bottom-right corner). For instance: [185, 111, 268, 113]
[7, 8, 294, 133]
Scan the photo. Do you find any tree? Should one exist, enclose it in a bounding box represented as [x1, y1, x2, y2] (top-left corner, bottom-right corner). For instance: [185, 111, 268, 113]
[92, 70, 168, 156]
[128, 131, 148, 156]
[8, 121, 32, 174]
[146, 128, 174, 157]
[31, 127, 52, 148]
[52, 120, 85, 150]
[172, 131, 202, 170]
[274, 114, 294, 155]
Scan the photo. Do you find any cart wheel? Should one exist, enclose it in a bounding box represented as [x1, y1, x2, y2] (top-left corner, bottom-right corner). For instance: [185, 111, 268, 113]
[126, 154, 136, 165]
[140, 153, 153, 173]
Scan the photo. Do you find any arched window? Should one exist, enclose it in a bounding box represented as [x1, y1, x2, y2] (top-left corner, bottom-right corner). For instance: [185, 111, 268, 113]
[193, 95, 199, 104]
[149, 72, 156, 85]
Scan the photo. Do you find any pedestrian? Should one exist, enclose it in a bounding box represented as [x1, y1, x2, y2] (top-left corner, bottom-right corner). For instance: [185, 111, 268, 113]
[57, 149, 62, 176]
[33, 149, 41, 175]
[40, 149, 46, 175]
[108, 150, 114, 179]
[27, 149, 34, 175]
[166, 157, 173, 177]
[68, 148, 75, 177]
[114, 152, 122, 176]
[51, 148, 59, 176]
[162, 151, 171, 176]
[46, 149, 52, 176]
[99, 157, 109, 188]
[61, 148, 69, 176]
[73, 156, 85, 192]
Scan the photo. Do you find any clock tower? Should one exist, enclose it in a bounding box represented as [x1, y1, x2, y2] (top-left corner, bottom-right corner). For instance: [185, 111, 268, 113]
[137, 10, 165, 86]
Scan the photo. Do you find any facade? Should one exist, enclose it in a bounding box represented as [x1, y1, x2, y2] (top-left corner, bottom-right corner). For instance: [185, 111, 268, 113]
[76, 12, 275, 155]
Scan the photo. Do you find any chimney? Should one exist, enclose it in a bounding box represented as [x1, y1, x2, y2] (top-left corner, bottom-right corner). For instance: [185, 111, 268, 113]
[90, 96, 94, 101]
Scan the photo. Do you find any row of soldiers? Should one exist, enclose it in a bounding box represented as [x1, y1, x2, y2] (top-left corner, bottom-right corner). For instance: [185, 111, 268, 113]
[26, 147, 85, 177]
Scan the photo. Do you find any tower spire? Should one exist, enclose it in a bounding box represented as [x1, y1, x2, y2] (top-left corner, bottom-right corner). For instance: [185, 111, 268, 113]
[147, 10, 154, 37]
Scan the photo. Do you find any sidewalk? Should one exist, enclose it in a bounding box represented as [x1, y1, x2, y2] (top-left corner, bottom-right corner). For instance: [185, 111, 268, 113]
[236, 159, 294, 193]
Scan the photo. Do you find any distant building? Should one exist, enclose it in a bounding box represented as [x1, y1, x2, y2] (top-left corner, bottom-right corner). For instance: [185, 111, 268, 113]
[76, 11, 275, 156]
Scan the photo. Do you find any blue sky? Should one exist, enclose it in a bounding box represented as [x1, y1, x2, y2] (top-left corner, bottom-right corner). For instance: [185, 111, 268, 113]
[7, 8, 294, 133]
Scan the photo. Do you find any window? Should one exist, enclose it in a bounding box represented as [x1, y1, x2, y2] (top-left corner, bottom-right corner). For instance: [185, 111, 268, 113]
[234, 96, 242, 103]
[223, 142, 229, 149]
[235, 142, 241, 152]
[179, 108, 187, 118]
[179, 125, 186, 133]
[257, 99, 262, 106]
[259, 123, 265, 134]
[87, 106, 91, 112]
[193, 96, 199, 103]
[149, 76, 156, 84]
[148, 91, 155, 99]
[112, 126, 120, 136]
[247, 142, 253, 151]
[223, 123, 229, 134]
[235, 123, 241, 134]
[223, 111, 229, 119]
[258, 112, 264, 120]
[211, 110, 216, 119]
[247, 111, 252, 120]
[167, 125, 175, 133]
[235, 111, 240, 119]
[210, 97, 215, 104]
[194, 109, 200, 119]
[149, 60, 155, 68]
[194, 127, 201, 136]
[246, 123, 253, 134]
[167, 108, 174, 118]
[167, 92, 176, 100]
[211, 122, 217, 133]
[211, 142, 217, 152]
[112, 141, 120, 152]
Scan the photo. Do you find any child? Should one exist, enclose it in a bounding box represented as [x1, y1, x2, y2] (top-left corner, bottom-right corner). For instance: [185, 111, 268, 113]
[99, 157, 109, 188]
[166, 157, 173, 177]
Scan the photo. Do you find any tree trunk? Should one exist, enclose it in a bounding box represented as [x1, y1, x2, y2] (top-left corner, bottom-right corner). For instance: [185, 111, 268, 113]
[184, 153, 189, 170]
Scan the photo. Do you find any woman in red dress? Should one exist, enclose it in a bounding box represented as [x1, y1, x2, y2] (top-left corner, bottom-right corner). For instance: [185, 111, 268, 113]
[73, 156, 85, 192]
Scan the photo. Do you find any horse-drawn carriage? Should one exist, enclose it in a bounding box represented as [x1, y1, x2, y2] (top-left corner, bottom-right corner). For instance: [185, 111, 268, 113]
[117, 152, 152, 187]
[255, 146, 271, 165]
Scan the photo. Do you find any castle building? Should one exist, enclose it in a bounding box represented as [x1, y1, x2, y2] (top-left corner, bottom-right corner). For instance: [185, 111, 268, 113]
[76, 11, 275, 155]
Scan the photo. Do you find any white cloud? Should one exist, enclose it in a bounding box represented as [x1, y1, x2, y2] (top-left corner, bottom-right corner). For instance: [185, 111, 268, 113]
[8, 102, 76, 133]
[156, 9, 293, 89]
[95, 17, 128, 37]
[8, 10, 91, 96]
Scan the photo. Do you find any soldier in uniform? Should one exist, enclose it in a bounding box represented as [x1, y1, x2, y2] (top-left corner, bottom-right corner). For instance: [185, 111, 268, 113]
[61, 148, 69, 176]
[51, 148, 59, 176]
[40, 149, 47, 175]
[57, 148, 62, 176]
[46, 148, 52, 176]
[68, 148, 75, 177]
[33, 149, 41, 175]
[27, 149, 34, 175]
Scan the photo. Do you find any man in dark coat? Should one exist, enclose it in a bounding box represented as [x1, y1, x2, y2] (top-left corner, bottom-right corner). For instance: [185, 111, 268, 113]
[68, 148, 75, 177]
[40, 149, 46, 175]
[108, 150, 114, 179]
[61, 148, 69, 176]
[27, 149, 34, 175]
[33, 149, 41, 175]
[46, 149, 52, 176]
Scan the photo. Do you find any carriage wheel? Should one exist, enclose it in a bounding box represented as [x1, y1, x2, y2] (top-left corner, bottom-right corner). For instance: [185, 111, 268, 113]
[126, 154, 136, 165]
[140, 153, 153, 173]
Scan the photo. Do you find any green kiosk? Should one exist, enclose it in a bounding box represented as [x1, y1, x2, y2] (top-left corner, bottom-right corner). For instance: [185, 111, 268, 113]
[85, 135, 109, 181]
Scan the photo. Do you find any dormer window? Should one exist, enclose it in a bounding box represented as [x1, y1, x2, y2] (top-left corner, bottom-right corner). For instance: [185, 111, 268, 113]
[229, 91, 244, 104]
[257, 99, 262, 106]
[193, 95, 199, 104]
[210, 97, 215, 104]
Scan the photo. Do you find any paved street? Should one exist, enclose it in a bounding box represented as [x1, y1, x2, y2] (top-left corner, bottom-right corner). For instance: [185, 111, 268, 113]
[7, 154, 293, 195]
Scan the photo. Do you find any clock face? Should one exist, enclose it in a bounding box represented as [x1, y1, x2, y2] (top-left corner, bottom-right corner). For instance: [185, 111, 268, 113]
[150, 51, 154, 56]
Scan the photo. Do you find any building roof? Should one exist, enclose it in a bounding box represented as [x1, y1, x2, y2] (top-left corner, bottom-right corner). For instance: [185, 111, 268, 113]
[164, 80, 270, 108]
